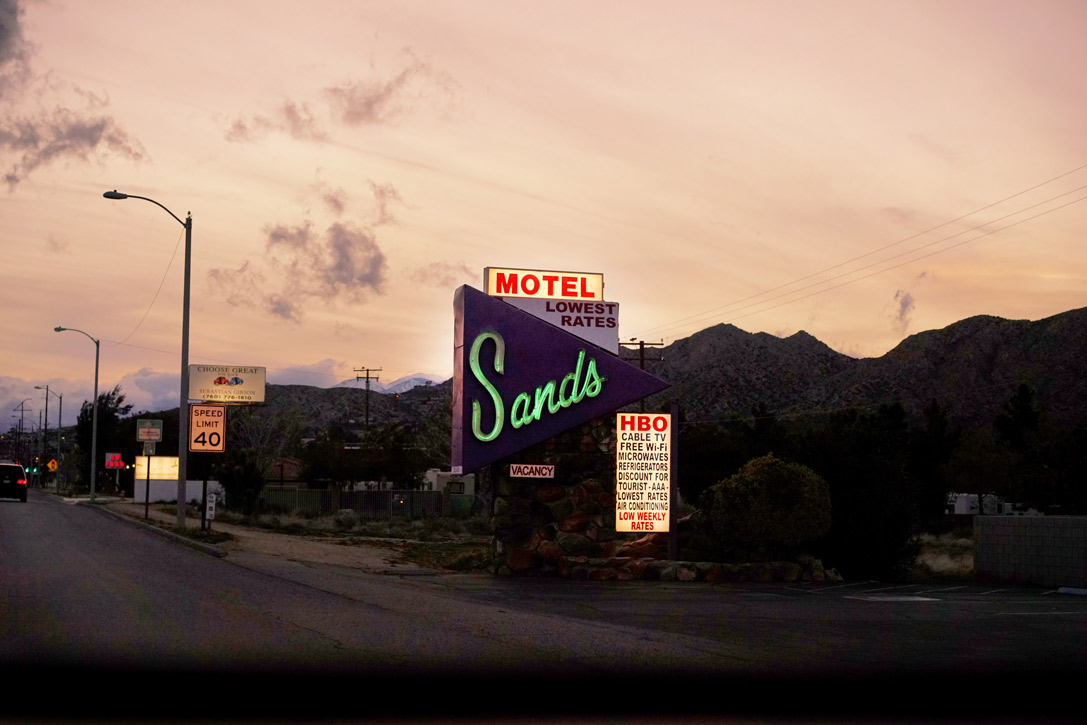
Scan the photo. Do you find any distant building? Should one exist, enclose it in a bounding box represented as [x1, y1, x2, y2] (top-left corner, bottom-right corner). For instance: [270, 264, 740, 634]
[423, 468, 475, 496]
[946, 492, 1042, 516]
[268, 457, 303, 484]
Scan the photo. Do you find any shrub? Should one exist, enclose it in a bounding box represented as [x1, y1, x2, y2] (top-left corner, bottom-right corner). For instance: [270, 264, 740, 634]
[695, 454, 831, 562]
[333, 508, 359, 531]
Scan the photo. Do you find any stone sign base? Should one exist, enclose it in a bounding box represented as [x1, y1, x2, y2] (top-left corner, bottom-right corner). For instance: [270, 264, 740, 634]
[486, 416, 839, 583]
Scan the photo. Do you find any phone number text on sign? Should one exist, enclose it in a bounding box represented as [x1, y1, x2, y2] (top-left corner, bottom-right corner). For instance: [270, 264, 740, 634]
[615, 413, 670, 532]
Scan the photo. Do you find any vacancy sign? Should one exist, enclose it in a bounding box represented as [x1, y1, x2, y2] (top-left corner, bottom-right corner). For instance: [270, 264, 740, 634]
[510, 464, 555, 478]
[615, 413, 671, 532]
[189, 404, 226, 452]
[485, 267, 603, 301]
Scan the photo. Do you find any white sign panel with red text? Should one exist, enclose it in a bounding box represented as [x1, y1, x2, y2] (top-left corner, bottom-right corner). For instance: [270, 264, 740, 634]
[504, 298, 619, 354]
[484, 267, 604, 301]
[615, 413, 670, 533]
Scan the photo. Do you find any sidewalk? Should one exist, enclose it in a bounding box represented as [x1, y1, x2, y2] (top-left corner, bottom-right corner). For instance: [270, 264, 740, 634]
[96, 497, 423, 574]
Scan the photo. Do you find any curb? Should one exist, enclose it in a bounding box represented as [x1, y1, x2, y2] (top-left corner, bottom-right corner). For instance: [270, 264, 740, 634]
[82, 500, 227, 558]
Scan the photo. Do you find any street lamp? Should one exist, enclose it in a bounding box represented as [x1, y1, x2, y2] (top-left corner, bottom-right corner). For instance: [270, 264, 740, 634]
[35, 385, 62, 491]
[104, 190, 192, 528]
[54, 327, 98, 502]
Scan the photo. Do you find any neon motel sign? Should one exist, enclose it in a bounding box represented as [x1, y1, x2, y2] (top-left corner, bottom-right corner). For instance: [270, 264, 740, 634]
[452, 285, 668, 473]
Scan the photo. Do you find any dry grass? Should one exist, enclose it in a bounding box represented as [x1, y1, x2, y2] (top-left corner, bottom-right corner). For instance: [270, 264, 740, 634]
[909, 532, 975, 581]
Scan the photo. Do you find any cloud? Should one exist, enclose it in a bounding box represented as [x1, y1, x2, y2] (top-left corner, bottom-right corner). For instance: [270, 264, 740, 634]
[1, 108, 146, 188]
[266, 359, 347, 386]
[369, 181, 403, 226]
[324, 54, 459, 126]
[0, 0, 146, 188]
[46, 233, 69, 253]
[886, 271, 932, 335]
[207, 260, 267, 308]
[224, 51, 460, 144]
[317, 222, 386, 298]
[118, 368, 179, 415]
[265, 221, 313, 249]
[890, 290, 915, 334]
[0, 0, 30, 98]
[264, 293, 300, 322]
[211, 220, 387, 323]
[315, 182, 347, 215]
[225, 100, 326, 142]
[410, 261, 473, 287]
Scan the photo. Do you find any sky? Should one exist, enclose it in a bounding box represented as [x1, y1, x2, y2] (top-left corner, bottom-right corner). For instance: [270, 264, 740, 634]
[2, 0, 1085, 430]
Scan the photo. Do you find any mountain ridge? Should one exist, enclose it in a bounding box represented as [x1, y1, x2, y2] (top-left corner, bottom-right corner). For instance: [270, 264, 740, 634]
[225, 307, 1087, 439]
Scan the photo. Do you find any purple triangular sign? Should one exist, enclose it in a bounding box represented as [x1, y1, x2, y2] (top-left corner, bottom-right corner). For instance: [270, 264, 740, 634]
[452, 285, 669, 473]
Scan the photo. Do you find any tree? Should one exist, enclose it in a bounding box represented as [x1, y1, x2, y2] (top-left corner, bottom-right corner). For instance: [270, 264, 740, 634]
[695, 454, 831, 563]
[75, 385, 133, 489]
[908, 399, 961, 526]
[226, 405, 303, 478]
[798, 404, 920, 577]
[214, 448, 266, 515]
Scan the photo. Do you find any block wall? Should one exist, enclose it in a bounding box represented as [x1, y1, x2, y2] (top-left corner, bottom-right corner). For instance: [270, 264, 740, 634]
[974, 516, 1087, 588]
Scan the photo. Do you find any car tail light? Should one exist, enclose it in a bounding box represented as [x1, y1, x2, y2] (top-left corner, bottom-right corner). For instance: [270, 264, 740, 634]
[17, 477, 27, 486]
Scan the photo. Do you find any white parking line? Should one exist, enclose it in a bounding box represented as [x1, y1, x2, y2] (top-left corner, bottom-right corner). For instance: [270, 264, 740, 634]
[784, 580, 876, 594]
[996, 611, 1086, 616]
[862, 584, 918, 593]
[918, 586, 968, 593]
[979, 589, 1006, 595]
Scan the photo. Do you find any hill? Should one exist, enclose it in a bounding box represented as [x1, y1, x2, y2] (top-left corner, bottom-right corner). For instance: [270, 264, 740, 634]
[646, 307, 1087, 431]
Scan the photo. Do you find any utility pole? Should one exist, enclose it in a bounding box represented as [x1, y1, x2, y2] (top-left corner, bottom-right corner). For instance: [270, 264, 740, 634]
[12, 399, 30, 465]
[354, 367, 382, 433]
[619, 340, 664, 412]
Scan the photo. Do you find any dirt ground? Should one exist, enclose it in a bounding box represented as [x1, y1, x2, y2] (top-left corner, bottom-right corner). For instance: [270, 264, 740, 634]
[104, 500, 422, 573]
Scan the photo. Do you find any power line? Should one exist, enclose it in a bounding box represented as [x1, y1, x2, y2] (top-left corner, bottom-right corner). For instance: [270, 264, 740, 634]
[117, 226, 185, 345]
[634, 164, 1087, 340]
[662, 190, 1087, 341]
[662, 193, 1087, 342]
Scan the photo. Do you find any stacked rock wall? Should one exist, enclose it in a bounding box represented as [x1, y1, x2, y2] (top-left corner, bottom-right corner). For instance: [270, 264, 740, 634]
[491, 417, 621, 576]
[488, 416, 841, 583]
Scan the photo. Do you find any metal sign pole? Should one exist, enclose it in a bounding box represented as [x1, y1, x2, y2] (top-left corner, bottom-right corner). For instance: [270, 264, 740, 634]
[144, 455, 151, 520]
[668, 403, 679, 561]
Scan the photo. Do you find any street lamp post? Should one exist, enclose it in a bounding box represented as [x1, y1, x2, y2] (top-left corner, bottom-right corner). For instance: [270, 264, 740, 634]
[36, 386, 62, 491]
[33, 385, 50, 469]
[103, 190, 192, 528]
[53, 327, 98, 502]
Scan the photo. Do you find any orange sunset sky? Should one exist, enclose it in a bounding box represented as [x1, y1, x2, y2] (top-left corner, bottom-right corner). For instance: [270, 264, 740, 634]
[2, 0, 1084, 425]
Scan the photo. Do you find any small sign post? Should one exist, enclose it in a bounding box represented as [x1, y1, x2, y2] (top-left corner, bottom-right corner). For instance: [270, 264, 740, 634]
[136, 419, 163, 442]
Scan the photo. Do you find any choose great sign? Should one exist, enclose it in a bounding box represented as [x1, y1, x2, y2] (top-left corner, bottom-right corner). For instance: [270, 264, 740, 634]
[188, 365, 266, 404]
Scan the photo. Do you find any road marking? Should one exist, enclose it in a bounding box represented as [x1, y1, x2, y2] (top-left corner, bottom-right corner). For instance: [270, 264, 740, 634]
[845, 595, 939, 602]
[979, 589, 1006, 594]
[862, 584, 918, 593]
[918, 586, 968, 593]
[995, 611, 1086, 616]
[784, 581, 874, 594]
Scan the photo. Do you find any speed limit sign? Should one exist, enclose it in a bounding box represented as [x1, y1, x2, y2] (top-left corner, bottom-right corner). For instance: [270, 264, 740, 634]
[189, 404, 226, 452]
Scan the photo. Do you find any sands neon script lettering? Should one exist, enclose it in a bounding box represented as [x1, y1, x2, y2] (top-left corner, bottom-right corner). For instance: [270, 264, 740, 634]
[469, 331, 605, 442]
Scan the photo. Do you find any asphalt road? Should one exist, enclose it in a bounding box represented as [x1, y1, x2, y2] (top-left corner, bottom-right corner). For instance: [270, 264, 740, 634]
[3, 488, 1084, 722]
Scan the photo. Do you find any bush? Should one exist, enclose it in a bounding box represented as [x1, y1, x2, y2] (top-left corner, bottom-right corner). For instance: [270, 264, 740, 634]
[695, 454, 831, 562]
[333, 508, 359, 531]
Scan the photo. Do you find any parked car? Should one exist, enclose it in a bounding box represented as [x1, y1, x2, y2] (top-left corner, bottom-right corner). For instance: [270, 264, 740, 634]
[0, 461, 28, 502]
